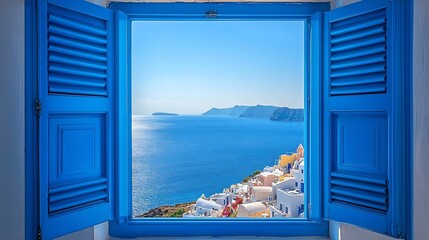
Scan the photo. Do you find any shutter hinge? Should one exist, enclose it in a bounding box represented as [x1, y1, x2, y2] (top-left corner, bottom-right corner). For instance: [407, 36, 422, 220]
[36, 225, 42, 240]
[205, 10, 217, 18]
[35, 99, 42, 118]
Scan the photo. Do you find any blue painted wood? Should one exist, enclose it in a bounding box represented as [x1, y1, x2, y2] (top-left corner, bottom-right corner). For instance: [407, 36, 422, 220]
[24, 0, 411, 239]
[25, 0, 38, 239]
[389, 0, 413, 238]
[329, 6, 387, 95]
[303, 16, 310, 220]
[109, 2, 329, 238]
[113, 10, 132, 225]
[47, 3, 110, 97]
[110, 2, 330, 20]
[38, 0, 115, 238]
[110, 219, 329, 237]
[323, 0, 410, 237]
[308, 12, 323, 223]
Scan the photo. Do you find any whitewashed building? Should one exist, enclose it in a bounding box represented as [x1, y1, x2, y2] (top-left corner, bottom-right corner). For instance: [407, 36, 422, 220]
[270, 157, 305, 218]
[228, 183, 248, 195]
[271, 178, 295, 200]
[270, 188, 304, 218]
[184, 197, 222, 217]
[250, 186, 273, 202]
[210, 193, 233, 206]
[291, 159, 305, 192]
[236, 202, 270, 218]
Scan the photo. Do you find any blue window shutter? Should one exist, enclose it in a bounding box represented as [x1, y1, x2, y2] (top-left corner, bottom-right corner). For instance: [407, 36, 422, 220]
[323, 0, 398, 236]
[38, 0, 115, 238]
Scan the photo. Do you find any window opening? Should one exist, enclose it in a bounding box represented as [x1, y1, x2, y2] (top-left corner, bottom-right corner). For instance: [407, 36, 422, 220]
[131, 20, 305, 219]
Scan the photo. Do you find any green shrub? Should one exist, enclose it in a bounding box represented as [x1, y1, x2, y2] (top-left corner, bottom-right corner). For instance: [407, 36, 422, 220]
[169, 209, 186, 217]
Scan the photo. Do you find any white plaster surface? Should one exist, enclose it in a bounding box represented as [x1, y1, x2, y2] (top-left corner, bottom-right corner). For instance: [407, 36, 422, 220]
[54, 221, 108, 240]
[340, 223, 400, 240]
[0, 0, 25, 240]
[95, 222, 109, 240]
[413, 0, 429, 239]
[330, 221, 402, 240]
[55, 226, 96, 240]
[330, 0, 359, 9]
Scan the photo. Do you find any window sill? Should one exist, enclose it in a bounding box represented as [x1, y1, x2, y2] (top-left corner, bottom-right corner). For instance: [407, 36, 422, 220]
[109, 237, 330, 240]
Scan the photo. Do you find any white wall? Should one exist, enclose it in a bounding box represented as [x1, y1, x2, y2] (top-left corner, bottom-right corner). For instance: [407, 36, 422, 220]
[55, 222, 108, 240]
[413, 0, 429, 239]
[0, 0, 25, 239]
[330, 0, 360, 8]
[330, 221, 402, 240]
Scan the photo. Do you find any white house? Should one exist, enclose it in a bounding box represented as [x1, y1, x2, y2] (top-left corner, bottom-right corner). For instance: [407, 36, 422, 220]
[250, 186, 273, 202]
[210, 193, 233, 207]
[270, 188, 304, 218]
[185, 197, 222, 217]
[271, 178, 295, 200]
[290, 159, 305, 192]
[270, 158, 305, 217]
[236, 202, 270, 218]
[228, 183, 248, 195]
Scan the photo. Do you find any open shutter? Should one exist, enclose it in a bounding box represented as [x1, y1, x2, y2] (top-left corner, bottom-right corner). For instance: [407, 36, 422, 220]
[323, 0, 401, 236]
[38, 0, 114, 238]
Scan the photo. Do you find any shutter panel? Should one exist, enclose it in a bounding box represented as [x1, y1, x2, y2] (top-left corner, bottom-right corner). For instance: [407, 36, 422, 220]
[38, 0, 114, 239]
[323, 0, 397, 236]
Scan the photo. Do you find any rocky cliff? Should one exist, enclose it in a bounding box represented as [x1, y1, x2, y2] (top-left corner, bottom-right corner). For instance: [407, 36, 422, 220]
[270, 107, 304, 122]
[202, 105, 303, 122]
[239, 105, 279, 119]
[202, 105, 249, 116]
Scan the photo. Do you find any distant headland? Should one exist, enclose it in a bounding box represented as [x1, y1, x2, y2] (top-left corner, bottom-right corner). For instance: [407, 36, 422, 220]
[202, 105, 304, 122]
[152, 112, 179, 116]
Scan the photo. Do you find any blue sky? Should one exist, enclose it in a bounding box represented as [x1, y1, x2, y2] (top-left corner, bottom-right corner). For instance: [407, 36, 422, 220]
[132, 21, 304, 115]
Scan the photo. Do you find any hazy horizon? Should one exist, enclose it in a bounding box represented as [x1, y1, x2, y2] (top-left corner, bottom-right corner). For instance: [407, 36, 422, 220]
[132, 104, 304, 116]
[132, 21, 305, 115]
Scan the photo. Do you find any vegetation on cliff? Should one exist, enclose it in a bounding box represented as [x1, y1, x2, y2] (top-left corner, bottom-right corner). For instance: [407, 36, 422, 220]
[137, 202, 195, 217]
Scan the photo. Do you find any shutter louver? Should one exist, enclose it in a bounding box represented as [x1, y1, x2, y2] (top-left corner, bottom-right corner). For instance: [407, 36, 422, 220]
[47, 4, 108, 96]
[48, 178, 108, 214]
[329, 9, 387, 95]
[330, 172, 388, 212]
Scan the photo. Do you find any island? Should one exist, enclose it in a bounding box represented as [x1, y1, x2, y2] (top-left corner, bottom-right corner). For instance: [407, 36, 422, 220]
[152, 112, 179, 116]
[270, 107, 304, 122]
[239, 105, 279, 119]
[202, 105, 250, 117]
[201, 105, 304, 122]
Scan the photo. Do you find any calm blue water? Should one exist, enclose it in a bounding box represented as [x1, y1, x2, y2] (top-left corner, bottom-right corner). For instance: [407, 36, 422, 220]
[132, 115, 303, 216]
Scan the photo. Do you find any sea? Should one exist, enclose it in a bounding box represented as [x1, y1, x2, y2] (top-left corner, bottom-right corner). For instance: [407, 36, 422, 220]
[132, 115, 304, 216]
